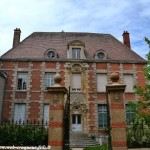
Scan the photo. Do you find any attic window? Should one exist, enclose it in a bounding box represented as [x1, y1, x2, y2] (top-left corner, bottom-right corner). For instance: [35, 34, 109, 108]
[46, 49, 57, 58]
[95, 50, 107, 60]
[97, 52, 105, 59]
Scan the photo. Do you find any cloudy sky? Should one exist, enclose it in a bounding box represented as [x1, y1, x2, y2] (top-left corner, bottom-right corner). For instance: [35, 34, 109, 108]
[0, 0, 150, 58]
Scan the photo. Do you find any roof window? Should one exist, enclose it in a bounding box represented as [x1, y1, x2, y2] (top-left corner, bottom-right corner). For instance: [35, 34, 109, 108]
[45, 49, 57, 58]
[95, 50, 107, 60]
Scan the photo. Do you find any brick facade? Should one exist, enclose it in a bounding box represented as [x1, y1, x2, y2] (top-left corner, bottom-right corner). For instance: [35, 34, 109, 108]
[0, 31, 146, 138]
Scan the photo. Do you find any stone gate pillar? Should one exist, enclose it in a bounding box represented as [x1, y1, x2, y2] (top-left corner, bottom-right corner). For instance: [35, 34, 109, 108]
[106, 72, 127, 150]
[47, 73, 67, 150]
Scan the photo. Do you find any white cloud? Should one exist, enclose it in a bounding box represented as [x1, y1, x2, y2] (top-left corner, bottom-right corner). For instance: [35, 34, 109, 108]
[0, 0, 150, 58]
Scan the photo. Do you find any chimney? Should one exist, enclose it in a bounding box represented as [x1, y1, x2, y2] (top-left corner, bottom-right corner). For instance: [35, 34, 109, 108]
[13, 28, 21, 48]
[122, 31, 131, 49]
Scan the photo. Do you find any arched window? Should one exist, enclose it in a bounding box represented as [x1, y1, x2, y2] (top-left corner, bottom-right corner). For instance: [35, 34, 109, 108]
[45, 49, 57, 58]
[95, 50, 107, 59]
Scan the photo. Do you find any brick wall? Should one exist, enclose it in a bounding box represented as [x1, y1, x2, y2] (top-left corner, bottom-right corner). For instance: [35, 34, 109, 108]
[0, 60, 146, 135]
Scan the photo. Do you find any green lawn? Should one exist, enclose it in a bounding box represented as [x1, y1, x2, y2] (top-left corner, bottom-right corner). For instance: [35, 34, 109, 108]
[83, 144, 108, 150]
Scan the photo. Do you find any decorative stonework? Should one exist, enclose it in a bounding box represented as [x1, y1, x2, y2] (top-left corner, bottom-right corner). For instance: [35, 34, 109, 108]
[66, 63, 88, 73]
[112, 93, 122, 102]
[70, 98, 88, 115]
[71, 64, 82, 73]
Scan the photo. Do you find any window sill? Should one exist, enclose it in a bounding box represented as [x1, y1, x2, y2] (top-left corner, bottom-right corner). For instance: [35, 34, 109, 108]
[16, 90, 27, 92]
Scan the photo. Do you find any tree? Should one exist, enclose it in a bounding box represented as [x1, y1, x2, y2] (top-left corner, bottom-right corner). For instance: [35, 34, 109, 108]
[128, 37, 150, 122]
[127, 38, 150, 147]
[134, 37, 150, 102]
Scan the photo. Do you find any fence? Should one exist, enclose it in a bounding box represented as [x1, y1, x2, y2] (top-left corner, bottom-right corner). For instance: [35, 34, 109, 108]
[127, 122, 150, 148]
[0, 120, 48, 146]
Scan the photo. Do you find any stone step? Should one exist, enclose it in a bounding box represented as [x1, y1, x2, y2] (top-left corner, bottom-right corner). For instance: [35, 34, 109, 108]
[70, 132, 100, 148]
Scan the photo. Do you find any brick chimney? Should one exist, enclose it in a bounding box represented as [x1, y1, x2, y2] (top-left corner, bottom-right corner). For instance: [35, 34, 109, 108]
[122, 31, 131, 49]
[13, 28, 21, 48]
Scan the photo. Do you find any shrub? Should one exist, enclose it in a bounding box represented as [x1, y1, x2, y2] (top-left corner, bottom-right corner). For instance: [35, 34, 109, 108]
[0, 123, 48, 146]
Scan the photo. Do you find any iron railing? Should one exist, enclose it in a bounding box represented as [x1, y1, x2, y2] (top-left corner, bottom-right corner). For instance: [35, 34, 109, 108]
[63, 87, 70, 150]
[0, 120, 48, 146]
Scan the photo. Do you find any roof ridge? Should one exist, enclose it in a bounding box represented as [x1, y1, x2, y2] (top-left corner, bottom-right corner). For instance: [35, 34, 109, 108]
[32, 31, 111, 36]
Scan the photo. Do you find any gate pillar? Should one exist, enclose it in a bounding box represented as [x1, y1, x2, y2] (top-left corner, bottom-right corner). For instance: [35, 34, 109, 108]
[106, 72, 127, 150]
[47, 73, 67, 150]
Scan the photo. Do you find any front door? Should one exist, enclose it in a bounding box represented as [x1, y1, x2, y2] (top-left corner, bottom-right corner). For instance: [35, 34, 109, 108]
[72, 114, 82, 132]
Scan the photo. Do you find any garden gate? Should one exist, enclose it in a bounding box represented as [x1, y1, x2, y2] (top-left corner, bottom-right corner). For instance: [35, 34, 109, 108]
[63, 87, 70, 150]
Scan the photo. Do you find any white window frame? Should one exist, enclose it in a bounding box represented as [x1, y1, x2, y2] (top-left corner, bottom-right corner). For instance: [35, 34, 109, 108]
[126, 104, 135, 123]
[17, 72, 28, 90]
[43, 104, 49, 124]
[98, 104, 108, 128]
[123, 74, 134, 92]
[72, 48, 81, 59]
[14, 103, 26, 123]
[72, 74, 81, 92]
[97, 74, 107, 92]
[45, 73, 55, 89]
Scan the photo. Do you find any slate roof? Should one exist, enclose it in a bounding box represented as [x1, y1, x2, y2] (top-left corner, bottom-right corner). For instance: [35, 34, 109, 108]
[1, 32, 145, 62]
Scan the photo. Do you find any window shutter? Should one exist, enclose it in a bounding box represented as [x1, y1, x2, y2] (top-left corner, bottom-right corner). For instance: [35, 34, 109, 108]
[72, 74, 81, 91]
[123, 74, 134, 92]
[14, 103, 26, 122]
[44, 104, 49, 124]
[97, 74, 107, 92]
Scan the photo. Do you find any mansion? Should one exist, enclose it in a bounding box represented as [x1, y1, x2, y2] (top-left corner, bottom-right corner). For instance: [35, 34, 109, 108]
[0, 28, 146, 137]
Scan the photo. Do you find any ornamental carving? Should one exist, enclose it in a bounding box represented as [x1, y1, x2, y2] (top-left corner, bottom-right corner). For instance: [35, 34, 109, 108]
[112, 93, 122, 103]
[70, 98, 88, 114]
[71, 64, 82, 73]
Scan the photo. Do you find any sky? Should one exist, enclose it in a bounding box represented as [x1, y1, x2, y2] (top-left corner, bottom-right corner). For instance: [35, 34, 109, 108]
[0, 0, 150, 58]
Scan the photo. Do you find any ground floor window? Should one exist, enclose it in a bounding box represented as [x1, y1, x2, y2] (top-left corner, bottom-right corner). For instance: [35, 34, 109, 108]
[14, 103, 26, 123]
[43, 104, 49, 124]
[126, 104, 135, 123]
[98, 104, 108, 128]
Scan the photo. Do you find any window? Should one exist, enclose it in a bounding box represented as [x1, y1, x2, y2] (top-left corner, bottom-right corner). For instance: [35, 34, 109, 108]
[45, 49, 57, 59]
[43, 104, 49, 124]
[123, 74, 134, 92]
[72, 48, 81, 59]
[126, 104, 135, 123]
[95, 50, 107, 59]
[45, 73, 55, 89]
[47, 51, 55, 58]
[14, 103, 26, 123]
[72, 74, 81, 91]
[97, 74, 107, 92]
[98, 104, 108, 128]
[17, 73, 28, 90]
[97, 52, 105, 59]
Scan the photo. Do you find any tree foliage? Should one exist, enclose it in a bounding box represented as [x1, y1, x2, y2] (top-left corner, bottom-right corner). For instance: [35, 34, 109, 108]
[133, 37, 150, 101]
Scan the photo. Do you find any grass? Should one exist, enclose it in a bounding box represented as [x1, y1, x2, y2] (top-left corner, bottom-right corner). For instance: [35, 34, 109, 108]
[83, 144, 108, 150]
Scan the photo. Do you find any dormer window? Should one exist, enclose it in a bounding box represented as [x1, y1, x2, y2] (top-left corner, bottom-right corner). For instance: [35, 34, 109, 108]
[45, 49, 57, 59]
[97, 52, 105, 59]
[72, 48, 81, 59]
[95, 50, 107, 60]
[47, 51, 55, 58]
[68, 40, 85, 59]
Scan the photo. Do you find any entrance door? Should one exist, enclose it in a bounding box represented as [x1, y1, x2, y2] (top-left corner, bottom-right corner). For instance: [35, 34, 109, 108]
[72, 114, 82, 132]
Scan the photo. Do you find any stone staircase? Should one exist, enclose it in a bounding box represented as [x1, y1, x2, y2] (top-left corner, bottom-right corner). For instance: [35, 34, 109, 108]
[70, 132, 100, 148]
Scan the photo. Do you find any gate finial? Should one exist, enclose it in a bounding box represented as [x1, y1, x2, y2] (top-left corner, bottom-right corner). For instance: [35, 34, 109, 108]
[110, 72, 119, 85]
[53, 73, 62, 87]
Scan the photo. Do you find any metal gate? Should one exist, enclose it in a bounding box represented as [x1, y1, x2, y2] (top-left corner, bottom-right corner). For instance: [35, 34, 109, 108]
[63, 87, 70, 150]
[106, 94, 112, 150]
